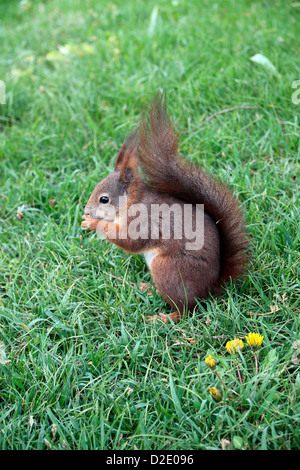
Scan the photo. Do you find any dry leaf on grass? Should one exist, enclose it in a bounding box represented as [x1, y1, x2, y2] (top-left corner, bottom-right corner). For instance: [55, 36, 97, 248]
[172, 329, 197, 346]
[139, 282, 153, 295]
[48, 198, 56, 207]
[249, 304, 280, 317]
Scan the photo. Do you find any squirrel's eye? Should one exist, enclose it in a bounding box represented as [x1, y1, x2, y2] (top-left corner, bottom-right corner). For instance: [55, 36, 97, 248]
[99, 195, 110, 204]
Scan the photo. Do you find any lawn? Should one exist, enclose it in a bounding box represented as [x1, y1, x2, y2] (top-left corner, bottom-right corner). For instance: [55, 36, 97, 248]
[0, 0, 299, 451]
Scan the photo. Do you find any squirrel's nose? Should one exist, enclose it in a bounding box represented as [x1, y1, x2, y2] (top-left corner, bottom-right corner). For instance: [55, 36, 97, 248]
[84, 206, 91, 215]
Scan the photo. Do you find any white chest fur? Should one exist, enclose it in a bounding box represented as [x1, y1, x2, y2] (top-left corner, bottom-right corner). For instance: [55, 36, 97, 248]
[143, 250, 157, 269]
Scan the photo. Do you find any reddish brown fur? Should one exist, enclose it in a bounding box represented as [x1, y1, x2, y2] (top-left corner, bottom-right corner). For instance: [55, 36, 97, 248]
[138, 92, 247, 287]
[82, 92, 248, 321]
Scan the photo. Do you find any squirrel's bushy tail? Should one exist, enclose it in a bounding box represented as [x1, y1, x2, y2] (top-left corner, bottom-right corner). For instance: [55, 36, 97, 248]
[138, 92, 247, 287]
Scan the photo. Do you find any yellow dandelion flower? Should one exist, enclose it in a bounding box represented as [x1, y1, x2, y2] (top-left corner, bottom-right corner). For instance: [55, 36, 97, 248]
[225, 338, 244, 354]
[205, 355, 217, 369]
[209, 387, 222, 402]
[245, 332, 263, 349]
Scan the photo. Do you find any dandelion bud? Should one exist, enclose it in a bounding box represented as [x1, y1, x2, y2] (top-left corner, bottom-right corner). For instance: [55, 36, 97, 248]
[209, 387, 222, 402]
[205, 354, 217, 369]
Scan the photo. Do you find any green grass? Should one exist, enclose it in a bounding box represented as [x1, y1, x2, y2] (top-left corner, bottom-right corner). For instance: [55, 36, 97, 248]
[0, 0, 299, 450]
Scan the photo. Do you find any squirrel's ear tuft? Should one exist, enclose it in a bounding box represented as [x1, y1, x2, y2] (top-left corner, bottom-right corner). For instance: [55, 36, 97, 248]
[115, 128, 139, 176]
[121, 167, 134, 187]
[138, 90, 179, 189]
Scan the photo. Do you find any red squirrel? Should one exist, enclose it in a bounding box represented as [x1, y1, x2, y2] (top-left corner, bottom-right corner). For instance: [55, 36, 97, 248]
[82, 92, 247, 323]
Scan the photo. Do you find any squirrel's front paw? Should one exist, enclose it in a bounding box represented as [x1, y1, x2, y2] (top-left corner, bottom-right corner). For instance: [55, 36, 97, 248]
[81, 215, 99, 231]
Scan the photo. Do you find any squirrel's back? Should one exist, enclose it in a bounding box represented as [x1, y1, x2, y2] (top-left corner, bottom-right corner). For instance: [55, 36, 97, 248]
[137, 92, 247, 290]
